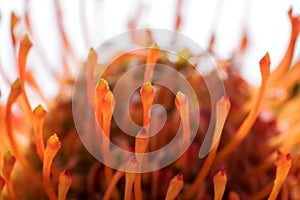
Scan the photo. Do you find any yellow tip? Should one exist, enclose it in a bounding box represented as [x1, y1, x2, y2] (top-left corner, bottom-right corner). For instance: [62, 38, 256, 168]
[142, 82, 153, 92]
[89, 48, 96, 55]
[4, 151, 14, 159]
[140, 82, 154, 96]
[33, 104, 47, 117]
[97, 78, 109, 91]
[176, 91, 186, 102]
[12, 79, 21, 89]
[47, 133, 61, 149]
[21, 34, 32, 48]
[259, 52, 271, 82]
[150, 42, 159, 49]
[103, 91, 114, 103]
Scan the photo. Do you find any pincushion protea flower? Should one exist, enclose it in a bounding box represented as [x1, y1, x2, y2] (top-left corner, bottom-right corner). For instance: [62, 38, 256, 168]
[1, 1, 300, 200]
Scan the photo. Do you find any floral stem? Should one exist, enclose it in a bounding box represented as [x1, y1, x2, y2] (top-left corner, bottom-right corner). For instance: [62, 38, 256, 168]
[58, 170, 72, 200]
[143, 43, 160, 83]
[5, 79, 41, 188]
[184, 96, 230, 199]
[33, 104, 47, 160]
[102, 90, 115, 183]
[134, 128, 149, 200]
[267, 9, 300, 88]
[165, 174, 184, 200]
[2, 151, 17, 200]
[124, 156, 138, 200]
[213, 169, 227, 200]
[18, 35, 33, 121]
[86, 48, 97, 108]
[43, 134, 61, 200]
[216, 52, 270, 162]
[268, 153, 292, 200]
[103, 170, 124, 200]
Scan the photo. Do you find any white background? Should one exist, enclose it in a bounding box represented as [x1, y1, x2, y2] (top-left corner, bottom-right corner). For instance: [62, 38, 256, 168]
[0, 0, 300, 104]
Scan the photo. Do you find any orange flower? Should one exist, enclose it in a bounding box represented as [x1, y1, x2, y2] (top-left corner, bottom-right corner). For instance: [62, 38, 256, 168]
[1, 2, 300, 200]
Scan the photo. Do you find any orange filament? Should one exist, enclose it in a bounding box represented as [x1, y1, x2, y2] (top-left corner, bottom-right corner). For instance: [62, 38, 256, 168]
[0, 176, 5, 199]
[184, 96, 231, 199]
[268, 153, 292, 200]
[102, 90, 115, 182]
[25, 71, 48, 104]
[5, 81, 22, 149]
[276, 61, 300, 95]
[43, 134, 61, 200]
[53, 0, 77, 78]
[101, 89, 113, 138]
[106, 50, 148, 69]
[253, 123, 300, 175]
[103, 170, 124, 200]
[2, 151, 17, 200]
[18, 35, 32, 96]
[208, 34, 216, 53]
[102, 90, 115, 140]
[86, 48, 98, 108]
[216, 52, 270, 162]
[140, 82, 155, 152]
[10, 12, 20, 48]
[140, 82, 155, 127]
[175, 92, 190, 145]
[124, 156, 138, 200]
[267, 8, 300, 88]
[210, 96, 231, 150]
[143, 43, 160, 83]
[95, 78, 109, 127]
[266, 134, 286, 149]
[134, 174, 143, 200]
[125, 172, 135, 200]
[249, 125, 299, 177]
[5, 79, 41, 187]
[277, 95, 300, 129]
[207, 0, 224, 52]
[24, 0, 32, 34]
[134, 128, 149, 200]
[18, 35, 33, 120]
[174, 92, 191, 174]
[33, 104, 47, 160]
[58, 170, 72, 200]
[279, 123, 300, 154]
[135, 128, 149, 159]
[54, 0, 76, 61]
[165, 174, 184, 200]
[174, 0, 183, 31]
[279, 111, 300, 130]
[213, 169, 227, 200]
[135, 128, 150, 167]
[238, 31, 248, 54]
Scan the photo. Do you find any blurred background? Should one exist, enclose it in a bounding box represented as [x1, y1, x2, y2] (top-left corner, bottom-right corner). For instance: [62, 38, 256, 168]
[0, 0, 300, 105]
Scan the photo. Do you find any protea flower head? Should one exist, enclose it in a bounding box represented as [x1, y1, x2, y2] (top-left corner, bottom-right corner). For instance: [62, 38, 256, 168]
[0, 1, 300, 200]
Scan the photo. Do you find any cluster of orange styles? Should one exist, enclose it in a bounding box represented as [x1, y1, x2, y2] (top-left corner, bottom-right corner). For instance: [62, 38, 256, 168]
[1, 1, 300, 200]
